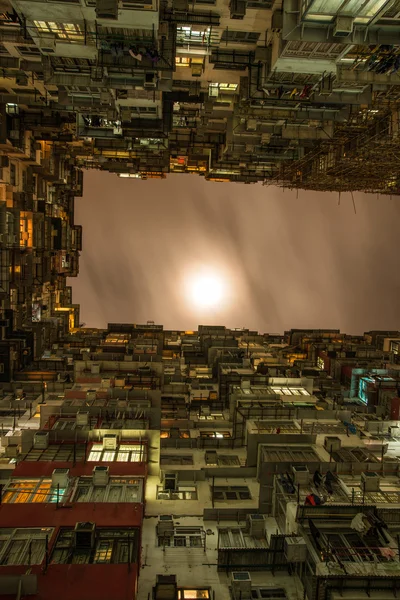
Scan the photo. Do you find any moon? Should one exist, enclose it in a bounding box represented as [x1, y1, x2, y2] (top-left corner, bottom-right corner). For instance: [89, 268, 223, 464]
[186, 269, 229, 310]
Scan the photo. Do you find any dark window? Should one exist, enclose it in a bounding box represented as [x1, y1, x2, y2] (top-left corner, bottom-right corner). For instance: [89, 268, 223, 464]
[10, 164, 17, 186]
[221, 31, 260, 43]
[160, 455, 193, 466]
[51, 528, 138, 565]
[247, 0, 272, 7]
[17, 46, 41, 56]
[212, 486, 251, 501]
[174, 537, 186, 547]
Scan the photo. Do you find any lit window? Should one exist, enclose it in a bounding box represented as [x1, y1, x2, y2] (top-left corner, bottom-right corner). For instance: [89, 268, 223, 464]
[181, 591, 210, 600]
[34, 20, 50, 32]
[175, 57, 190, 66]
[219, 83, 238, 90]
[117, 451, 129, 462]
[2, 479, 65, 504]
[102, 451, 115, 462]
[88, 451, 102, 462]
[33, 21, 84, 41]
[94, 541, 113, 563]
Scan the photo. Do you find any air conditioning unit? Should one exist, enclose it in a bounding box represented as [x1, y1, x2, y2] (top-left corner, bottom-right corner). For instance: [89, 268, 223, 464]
[16, 74, 28, 86]
[230, 0, 246, 19]
[247, 514, 264, 538]
[291, 465, 310, 486]
[157, 515, 174, 537]
[103, 434, 117, 450]
[52, 468, 70, 489]
[231, 572, 251, 600]
[91, 363, 100, 374]
[159, 23, 169, 39]
[93, 465, 109, 486]
[5, 445, 19, 458]
[361, 471, 380, 492]
[96, 0, 118, 19]
[271, 9, 283, 32]
[246, 119, 257, 132]
[333, 16, 354, 37]
[76, 411, 89, 426]
[39, 37, 56, 54]
[284, 537, 307, 562]
[324, 436, 341, 453]
[144, 73, 157, 89]
[34, 431, 49, 449]
[191, 64, 202, 77]
[74, 522, 96, 549]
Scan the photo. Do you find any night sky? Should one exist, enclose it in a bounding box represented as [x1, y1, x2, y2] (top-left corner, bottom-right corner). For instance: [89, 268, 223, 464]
[70, 170, 400, 334]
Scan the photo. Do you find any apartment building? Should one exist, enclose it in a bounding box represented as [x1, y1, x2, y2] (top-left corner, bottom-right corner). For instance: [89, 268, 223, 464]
[1, 324, 400, 599]
[0, 0, 398, 189]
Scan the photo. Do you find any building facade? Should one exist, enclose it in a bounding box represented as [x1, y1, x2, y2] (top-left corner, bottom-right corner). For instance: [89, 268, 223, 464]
[1, 324, 400, 599]
[0, 0, 399, 189]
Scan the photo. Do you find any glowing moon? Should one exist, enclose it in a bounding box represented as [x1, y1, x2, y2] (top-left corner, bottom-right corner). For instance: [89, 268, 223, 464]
[186, 270, 228, 309]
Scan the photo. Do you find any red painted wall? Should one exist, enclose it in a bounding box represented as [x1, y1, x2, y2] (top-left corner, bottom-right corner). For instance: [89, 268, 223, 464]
[0, 501, 143, 529]
[0, 563, 138, 600]
[13, 460, 147, 478]
[390, 397, 400, 421]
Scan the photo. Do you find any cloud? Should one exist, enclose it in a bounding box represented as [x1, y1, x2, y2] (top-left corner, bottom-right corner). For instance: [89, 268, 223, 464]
[70, 172, 400, 334]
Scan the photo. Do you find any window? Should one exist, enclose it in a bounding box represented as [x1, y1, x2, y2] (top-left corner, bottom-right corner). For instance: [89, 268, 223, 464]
[10, 163, 17, 186]
[161, 430, 190, 439]
[247, 0, 273, 7]
[157, 485, 197, 500]
[51, 528, 138, 565]
[216, 455, 240, 466]
[177, 26, 211, 45]
[200, 431, 231, 438]
[221, 30, 260, 44]
[2, 479, 66, 504]
[208, 83, 238, 94]
[212, 486, 251, 500]
[179, 590, 210, 599]
[73, 477, 142, 502]
[33, 21, 84, 42]
[17, 46, 41, 56]
[251, 589, 287, 599]
[158, 527, 203, 548]
[175, 56, 191, 66]
[87, 443, 146, 462]
[160, 455, 193, 466]
[0, 528, 53, 566]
